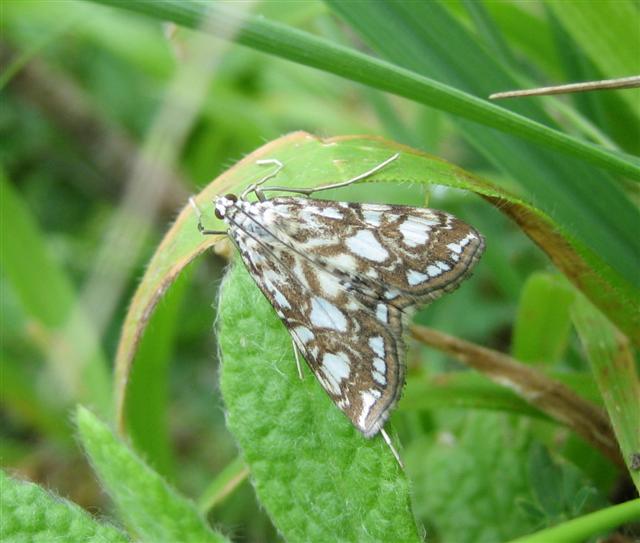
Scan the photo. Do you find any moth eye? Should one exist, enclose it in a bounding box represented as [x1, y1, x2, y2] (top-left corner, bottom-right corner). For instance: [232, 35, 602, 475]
[225, 193, 238, 202]
[214, 208, 224, 220]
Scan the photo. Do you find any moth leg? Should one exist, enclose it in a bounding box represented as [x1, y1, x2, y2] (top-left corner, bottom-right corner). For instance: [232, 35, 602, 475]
[260, 153, 399, 197]
[241, 159, 284, 201]
[189, 197, 227, 235]
[292, 340, 304, 380]
[380, 428, 404, 469]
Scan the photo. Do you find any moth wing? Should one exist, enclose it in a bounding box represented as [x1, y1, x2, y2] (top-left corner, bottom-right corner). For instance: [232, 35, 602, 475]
[229, 223, 405, 437]
[264, 197, 485, 309]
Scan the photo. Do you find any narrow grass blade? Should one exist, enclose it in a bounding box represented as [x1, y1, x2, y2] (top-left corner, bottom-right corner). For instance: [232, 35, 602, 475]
[571, 295, 640, 492]
[0, 173, 111, 416]
[512, 273, 575, 364]
[197, 456, 249, 515]
[508, 498, 640, 543]
[85, 0, 640, 183]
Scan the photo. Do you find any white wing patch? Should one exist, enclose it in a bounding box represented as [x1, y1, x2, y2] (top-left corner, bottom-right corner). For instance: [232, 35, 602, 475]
[399, 217, 432, 247]
[322, 352, 351, 382]
[309, 296, 348, 332]
[407, 269, 429, 286]
[345, 230, 389, 262]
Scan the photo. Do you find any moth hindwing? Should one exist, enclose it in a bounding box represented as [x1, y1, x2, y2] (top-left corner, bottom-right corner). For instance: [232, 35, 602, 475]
[213, 189, 484, 438]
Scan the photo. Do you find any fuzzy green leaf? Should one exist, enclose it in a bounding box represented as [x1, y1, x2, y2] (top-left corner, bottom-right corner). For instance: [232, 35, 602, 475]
[0, 469, 129, 543]
[76, 406, 229, 543]
[407, 412, 535, 542]
[218, 264, 420, 543]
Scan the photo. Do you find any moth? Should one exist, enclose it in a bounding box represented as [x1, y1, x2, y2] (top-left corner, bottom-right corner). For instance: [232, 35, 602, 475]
[192, 154, 484, 464]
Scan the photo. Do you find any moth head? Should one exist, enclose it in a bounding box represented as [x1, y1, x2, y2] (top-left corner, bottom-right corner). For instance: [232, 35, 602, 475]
[214, 193, 238, 219]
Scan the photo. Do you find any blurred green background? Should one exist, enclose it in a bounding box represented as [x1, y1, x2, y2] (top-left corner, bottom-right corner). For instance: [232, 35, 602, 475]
[1, 1, 638, 542]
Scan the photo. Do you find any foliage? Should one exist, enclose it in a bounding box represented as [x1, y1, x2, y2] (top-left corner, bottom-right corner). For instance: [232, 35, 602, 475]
[2, 1, 638, 542]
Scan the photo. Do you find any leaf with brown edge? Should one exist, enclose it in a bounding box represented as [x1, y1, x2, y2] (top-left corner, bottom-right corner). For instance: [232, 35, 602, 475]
[114, 131, 638, 433]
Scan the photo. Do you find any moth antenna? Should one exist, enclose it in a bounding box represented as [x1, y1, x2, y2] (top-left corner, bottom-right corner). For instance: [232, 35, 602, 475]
[242, 158, 285, 200]
[260, 153, 400, 196]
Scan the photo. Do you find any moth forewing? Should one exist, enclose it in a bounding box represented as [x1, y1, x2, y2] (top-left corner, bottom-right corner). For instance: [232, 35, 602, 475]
[214, 194, 484, 441]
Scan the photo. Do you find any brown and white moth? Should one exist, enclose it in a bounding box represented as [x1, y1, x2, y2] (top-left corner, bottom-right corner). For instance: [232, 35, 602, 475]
[192, 154, 484, 464]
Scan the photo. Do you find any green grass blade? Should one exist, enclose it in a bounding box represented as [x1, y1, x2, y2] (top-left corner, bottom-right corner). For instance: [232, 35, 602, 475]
[508, 498, 640, 543]
[548, 0, 640, 117]
[124, 267, 192, 479]
[197, 456, 249, 515]
[571, 295, 640, 493]
[0, 175, 75, 329]
[76, 406, 230, 543]
[85, 0, 640, 182]
[0, 173, 111, 416]
[218, 264, 420, 542]
[512, 273, 575, 364]
[0, 469, 129, 543]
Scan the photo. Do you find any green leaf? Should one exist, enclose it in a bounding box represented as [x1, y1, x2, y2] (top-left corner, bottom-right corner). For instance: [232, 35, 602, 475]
[0, 172, 111, 416]
[76, 406, 230, 543]
[0, 469, 129, 543]
[527, 444, 605, 523]
[218, 264, 420, 543]
[512, 273, 575, 364]
[571, 295, 640, 493]
[125, 266, 192, 478]
[407, 412, 535, 542]
[197, 456, 249, 515]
